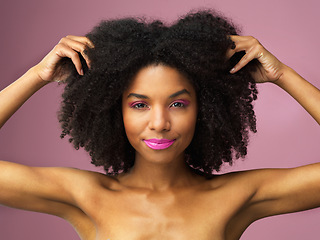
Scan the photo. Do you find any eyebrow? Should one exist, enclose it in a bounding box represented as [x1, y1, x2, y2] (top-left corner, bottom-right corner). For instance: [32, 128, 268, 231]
[127, 89, 191, 99]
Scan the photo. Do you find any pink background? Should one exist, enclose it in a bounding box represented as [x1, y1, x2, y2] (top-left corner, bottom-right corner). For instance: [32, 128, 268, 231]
[0, 0, 319, 239]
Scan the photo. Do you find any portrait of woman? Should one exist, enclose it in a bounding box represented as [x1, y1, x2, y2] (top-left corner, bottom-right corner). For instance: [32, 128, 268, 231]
[0, 0, 319, 240]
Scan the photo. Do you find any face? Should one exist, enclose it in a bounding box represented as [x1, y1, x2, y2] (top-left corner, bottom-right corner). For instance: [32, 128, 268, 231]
[122, 64, 198, 164]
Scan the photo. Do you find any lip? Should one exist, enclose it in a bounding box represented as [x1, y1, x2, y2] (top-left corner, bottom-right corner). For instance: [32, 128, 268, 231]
[143, 138, 176, 150]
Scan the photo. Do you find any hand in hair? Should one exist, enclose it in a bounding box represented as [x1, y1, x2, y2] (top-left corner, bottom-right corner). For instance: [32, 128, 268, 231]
[227, 35, 320, 124]
[34, 35, 93, 82]
[227, 35, 285, 83]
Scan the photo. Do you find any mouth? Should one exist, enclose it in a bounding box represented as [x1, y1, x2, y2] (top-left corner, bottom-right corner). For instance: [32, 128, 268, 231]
[143, 138, 176, 150]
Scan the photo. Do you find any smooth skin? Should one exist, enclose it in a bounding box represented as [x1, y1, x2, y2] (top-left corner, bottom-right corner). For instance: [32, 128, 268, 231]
[0, 34, 320, 240]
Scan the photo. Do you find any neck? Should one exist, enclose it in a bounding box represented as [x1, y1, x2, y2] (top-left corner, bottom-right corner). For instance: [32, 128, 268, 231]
[117, 152, 201, 191]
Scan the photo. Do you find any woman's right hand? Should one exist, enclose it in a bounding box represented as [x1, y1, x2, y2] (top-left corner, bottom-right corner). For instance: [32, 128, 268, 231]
[33, 35, 94, 82]
[0, 36, 94, 129]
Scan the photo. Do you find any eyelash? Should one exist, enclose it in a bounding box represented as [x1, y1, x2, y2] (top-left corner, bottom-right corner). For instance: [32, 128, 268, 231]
[130, 101, 148, 109]
[129, 100, 189, 109]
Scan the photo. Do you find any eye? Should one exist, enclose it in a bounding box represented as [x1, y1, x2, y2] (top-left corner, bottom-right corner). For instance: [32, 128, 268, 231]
[171, 102, 184, 108]
[170, 100, 190, 108]
[129, 101, 149, 109]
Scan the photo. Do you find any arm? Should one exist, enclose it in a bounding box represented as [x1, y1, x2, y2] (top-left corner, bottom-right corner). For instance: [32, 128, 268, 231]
[275, 66, 320, 124]
[1, 161, 80, 212]
[227, 36, 320, 219]
[0, 36, 93, 213]
[254, 164, 320, 216]
[0, 35, 93, 128]
[0, 67, 48, 129]
[0, 161, 97, 239]
[228, 35, 320, 124]
[225, 165, 320, 228]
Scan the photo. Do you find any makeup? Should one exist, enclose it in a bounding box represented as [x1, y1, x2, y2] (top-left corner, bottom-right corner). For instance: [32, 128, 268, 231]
[129, 99, 190, 109]
[129, 101, 148, 109]
[143, 138, 176, 150]
[170, 99, 190, 108]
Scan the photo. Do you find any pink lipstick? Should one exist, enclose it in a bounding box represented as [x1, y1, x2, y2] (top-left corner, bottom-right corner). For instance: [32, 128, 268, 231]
[143, 138, 175, 150]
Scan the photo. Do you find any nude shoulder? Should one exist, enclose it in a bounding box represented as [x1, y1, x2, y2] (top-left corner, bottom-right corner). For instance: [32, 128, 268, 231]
[205, 169, 269, 195]
[212, 169, 271, 182]
[52, 167, 121, 190]
[34, 166, 121, 205]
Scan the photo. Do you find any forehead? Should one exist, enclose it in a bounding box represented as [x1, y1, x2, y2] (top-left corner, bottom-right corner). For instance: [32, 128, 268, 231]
[124, 65, 195, 96]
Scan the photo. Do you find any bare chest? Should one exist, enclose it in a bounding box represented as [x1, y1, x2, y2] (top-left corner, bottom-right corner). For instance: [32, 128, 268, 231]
[83, 188, 246, 240]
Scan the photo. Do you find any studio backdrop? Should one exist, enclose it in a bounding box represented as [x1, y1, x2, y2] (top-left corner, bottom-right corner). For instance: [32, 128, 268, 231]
[0, 0, 319, 239]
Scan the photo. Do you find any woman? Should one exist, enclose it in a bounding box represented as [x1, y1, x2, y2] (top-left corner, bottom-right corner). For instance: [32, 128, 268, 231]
[0, 10, 319, 240]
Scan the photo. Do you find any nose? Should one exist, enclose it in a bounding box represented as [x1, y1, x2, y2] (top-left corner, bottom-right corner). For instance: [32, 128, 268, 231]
[148, 106, 171, 132]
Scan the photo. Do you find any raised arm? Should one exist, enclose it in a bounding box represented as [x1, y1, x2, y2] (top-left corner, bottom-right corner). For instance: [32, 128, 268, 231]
[274, 66, 320, 124]
[0, 36, 95, 222]
[226, 36, 320, 223]
[228, 35, 320, 124]
[0, 35, 93, 128]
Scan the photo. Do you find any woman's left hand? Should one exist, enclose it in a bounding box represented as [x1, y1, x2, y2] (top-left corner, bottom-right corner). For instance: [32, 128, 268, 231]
[227, 35, 286, 83]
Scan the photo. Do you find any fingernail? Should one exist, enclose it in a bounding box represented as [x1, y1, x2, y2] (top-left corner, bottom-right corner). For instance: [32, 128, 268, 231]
[80, 69, 84, 75]
[230, 68, 235, 73]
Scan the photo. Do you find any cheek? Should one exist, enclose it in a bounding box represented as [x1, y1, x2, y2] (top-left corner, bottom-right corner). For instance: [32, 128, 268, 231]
[174, 111, 197, 140]
[122, 110, 144, 146]
[123, 113, 135, 138]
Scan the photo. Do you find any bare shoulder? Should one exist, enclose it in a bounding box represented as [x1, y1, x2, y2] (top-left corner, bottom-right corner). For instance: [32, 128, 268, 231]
[50, 167, 119, 187]
[209, 164, 320, 223]
[44, 167, 122, 200]
[205, 169, 267, 190]
[203, 168, 278, 206]
[35, 167, 120, 240]
[0, 163, 120, 240]
[0, 161, 118, 215]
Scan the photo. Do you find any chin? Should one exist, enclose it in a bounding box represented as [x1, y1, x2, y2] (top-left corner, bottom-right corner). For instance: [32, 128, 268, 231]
[135, 148, 185, 165]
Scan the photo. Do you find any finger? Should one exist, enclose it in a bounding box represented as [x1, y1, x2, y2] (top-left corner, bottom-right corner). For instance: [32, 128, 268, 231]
[54, 43, 84, 75]
[65, 35, 94, 48]
[230, 46, 264, 73]
[228, 36, 265, 73]
[60, 36, 93, 68]
[229, 35, 254, 43]
[61, 35, 93, 68]
[227, 35, 260, 59]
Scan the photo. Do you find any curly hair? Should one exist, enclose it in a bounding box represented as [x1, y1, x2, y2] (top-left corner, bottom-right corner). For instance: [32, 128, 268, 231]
[58, 9, 258, 176]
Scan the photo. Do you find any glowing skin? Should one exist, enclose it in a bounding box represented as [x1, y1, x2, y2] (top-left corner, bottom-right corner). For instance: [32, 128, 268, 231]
[122, 64, 198, 165]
